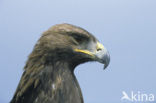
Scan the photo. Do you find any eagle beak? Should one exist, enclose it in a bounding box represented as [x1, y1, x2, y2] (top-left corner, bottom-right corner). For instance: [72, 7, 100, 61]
[95, 42, 110, 69]
[74, 42, 110, 69]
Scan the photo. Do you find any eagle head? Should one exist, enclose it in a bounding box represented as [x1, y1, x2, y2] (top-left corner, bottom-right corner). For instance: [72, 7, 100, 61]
[31, 23, 110, 69]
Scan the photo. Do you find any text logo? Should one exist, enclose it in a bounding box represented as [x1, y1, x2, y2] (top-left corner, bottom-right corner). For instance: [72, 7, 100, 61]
[121, 91, 155, 102]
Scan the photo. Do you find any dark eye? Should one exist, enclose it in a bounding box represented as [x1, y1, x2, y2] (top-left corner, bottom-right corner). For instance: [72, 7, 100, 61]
[72, 35, 84, 43]
[68, 33, 87, 43]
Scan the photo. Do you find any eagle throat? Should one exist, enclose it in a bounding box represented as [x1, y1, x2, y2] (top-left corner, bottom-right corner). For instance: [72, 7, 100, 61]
[34, 62, 84, 103]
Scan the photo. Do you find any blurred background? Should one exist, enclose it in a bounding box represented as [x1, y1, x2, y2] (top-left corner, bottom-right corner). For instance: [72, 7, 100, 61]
[0, 0, 156, 103]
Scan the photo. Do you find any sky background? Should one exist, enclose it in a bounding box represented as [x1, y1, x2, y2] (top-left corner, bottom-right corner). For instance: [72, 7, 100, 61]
[0, 0, 156, 103]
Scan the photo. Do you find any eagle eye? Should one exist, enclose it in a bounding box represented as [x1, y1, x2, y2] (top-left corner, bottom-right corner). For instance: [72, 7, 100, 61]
[72, 35, 84, 43]
[68, 33, 87, 43]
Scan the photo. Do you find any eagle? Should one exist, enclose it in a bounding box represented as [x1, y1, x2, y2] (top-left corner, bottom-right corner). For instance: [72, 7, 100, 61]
[10, 23, 110, 103]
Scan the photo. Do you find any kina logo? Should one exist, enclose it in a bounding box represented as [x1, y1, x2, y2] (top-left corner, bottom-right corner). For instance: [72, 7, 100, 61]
[121, 91, 155, 102]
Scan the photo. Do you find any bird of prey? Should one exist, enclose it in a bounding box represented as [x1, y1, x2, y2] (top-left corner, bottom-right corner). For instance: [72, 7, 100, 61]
[10, 23, 110, 103]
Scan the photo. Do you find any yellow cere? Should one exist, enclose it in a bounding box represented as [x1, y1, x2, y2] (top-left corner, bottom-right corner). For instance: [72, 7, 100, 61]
[97, 42, 104, 50]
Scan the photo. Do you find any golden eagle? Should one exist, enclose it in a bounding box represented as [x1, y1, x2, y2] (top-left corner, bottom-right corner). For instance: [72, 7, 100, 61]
[10, 24, 110, 103]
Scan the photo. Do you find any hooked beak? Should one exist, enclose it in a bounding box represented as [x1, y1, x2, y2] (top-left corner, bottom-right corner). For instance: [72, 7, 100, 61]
[74, 42, 110, 69]
[95, 42, 110, 69]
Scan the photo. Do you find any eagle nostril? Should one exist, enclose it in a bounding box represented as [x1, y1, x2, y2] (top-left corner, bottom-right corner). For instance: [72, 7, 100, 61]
[97, 48, 102, 51]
